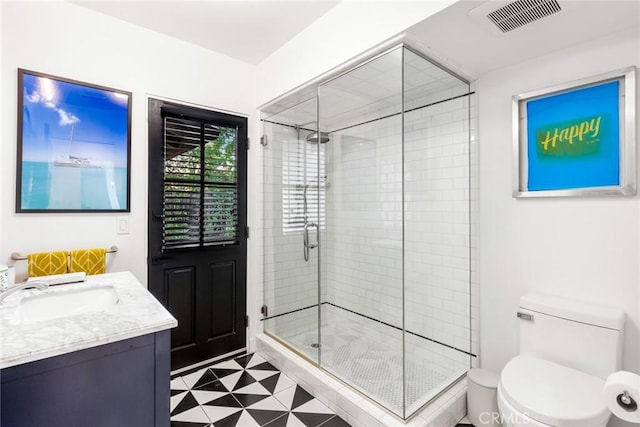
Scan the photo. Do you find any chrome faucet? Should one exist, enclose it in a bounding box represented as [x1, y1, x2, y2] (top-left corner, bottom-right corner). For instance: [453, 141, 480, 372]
[0, 281, 49, 304]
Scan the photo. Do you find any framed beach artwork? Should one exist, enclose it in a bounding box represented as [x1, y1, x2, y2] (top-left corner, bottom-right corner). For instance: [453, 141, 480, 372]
[513, 66, 636, 198]
[16, 69, 132, 212]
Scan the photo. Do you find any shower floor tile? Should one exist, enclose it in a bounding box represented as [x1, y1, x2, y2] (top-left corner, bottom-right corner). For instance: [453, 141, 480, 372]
[171, 352, 350, 427]
[284, 304, 463, 415]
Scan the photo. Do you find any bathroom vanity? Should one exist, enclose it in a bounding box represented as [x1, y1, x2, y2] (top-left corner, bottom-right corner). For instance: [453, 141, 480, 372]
[0, 271, 177, 427]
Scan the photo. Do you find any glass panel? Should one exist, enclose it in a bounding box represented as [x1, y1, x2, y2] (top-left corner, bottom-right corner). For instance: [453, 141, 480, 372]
[262, 98, 320, 363]
[319, 47, 405, 417]
[403, 47, 472, 414]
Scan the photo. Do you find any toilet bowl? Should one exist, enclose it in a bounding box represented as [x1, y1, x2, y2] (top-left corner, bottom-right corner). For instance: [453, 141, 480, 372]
[497, 355, 610, 427]
[496, 293, 625, 427]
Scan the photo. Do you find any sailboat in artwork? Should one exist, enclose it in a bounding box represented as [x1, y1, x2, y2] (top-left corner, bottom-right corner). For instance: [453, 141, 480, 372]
[53, 124, 101, 168]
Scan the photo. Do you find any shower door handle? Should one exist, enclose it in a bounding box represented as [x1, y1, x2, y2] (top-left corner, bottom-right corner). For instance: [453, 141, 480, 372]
[303, 222, 319, 261]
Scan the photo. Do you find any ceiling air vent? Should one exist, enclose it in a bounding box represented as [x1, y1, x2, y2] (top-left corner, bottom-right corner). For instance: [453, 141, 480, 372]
[487, 0, 562, 33]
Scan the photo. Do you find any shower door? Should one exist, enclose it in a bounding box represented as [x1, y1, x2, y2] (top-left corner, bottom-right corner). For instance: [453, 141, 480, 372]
[262, 98, 323, 363]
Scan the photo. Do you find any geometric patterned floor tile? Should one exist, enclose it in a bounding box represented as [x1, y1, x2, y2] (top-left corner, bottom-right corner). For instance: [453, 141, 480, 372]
[210, 359, 244, 370]
[232, 392, 270, 408]
[246, 353, 267, 369]
[171, 377, 190, 391]
[203, 394, 243, 409]
[249, 369, 280, 382]
[246, 395, 287, 412]
[171, 391, 190, 412]
[245, 408, 288, 425]
[170, 352, 351, 427]
[272, 374, 296, 395]
[194, 378, 230, 393]
[263, 413, 306, 427]
[316, 416, 351, 426]
[234, 381, 272, 396]
[172, 392, 201, 416]
[250, 361, 279, 371]
[191, 390, 228, 406]
[171, 406, 212, 424]
[182, 368, 212, 389]
[293, 398, 332, 415]
[233, 353, 257, 368]
[218, 371, 244, 392]
[290, 411, 334, 426]
[201, 405, 242, 424]
[235, 410, 262, 426]
[274, 386, 313, 411]
[193, 370, 218, 389]
[232, 371, 258, 391]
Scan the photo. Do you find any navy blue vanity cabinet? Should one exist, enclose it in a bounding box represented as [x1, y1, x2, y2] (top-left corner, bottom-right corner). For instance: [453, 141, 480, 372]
[0, 330, 170, 427]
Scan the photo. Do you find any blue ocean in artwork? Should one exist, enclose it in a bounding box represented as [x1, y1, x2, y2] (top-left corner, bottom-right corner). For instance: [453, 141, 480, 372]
[21, 73, 129, 210]
[21, 161, 128, 210]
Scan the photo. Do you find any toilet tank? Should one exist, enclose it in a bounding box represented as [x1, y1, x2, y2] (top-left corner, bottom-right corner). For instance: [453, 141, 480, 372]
[518, 293, 625, 379]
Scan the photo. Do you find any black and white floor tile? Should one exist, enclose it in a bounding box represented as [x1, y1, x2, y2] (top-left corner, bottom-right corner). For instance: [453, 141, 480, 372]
[170, 352, 350, 427]
[456, 416, 473, 426]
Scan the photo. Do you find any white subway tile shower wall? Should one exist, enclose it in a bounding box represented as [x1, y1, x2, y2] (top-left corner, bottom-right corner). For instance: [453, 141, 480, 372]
[324, 115, 404, 327]
[405, 96, 473, 354]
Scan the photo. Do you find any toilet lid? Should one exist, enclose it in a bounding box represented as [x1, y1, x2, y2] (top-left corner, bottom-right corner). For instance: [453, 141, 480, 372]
[499, 355, 610, 427]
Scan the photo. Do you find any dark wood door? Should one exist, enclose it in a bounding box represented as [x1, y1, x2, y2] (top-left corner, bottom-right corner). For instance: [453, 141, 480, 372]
[147, 98, 247, 370]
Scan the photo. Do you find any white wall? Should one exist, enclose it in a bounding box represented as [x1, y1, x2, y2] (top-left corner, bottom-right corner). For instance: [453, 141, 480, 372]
[256, 0, 455, 106]
[478, 27, 640, 391]
[1, 2, 257, 287]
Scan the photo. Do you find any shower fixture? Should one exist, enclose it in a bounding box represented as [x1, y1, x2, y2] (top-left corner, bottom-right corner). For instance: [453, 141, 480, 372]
[306, 131, 330, 144]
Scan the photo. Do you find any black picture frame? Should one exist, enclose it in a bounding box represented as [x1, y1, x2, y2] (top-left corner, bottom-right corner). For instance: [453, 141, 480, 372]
[17, 69, 132, 212]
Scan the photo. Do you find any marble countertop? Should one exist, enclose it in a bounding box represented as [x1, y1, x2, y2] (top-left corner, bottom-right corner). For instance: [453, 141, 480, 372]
[0, 271, 177, 369]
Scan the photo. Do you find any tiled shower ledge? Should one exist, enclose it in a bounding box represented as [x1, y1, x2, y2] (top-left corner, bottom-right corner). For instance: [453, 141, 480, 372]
[256, 334, 467, 427]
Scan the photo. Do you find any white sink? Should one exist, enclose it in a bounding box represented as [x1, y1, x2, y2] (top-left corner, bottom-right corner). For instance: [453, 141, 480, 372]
[18, 286, 120, 324]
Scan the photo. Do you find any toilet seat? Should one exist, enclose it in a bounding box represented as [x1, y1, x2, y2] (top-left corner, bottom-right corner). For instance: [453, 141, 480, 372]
[498, 355, 610, 427]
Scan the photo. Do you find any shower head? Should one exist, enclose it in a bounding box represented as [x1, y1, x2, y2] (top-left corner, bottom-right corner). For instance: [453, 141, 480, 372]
[306, 131, 330, 144]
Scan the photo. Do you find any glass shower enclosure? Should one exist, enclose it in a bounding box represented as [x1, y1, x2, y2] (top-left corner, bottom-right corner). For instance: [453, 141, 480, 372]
[262, 45, 472, 419]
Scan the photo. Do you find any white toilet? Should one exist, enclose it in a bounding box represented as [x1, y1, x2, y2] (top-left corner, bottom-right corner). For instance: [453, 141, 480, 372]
[497, 293, 625, 427]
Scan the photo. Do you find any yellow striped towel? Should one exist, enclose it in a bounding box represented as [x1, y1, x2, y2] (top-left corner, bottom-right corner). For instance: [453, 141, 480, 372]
[27, 251, 69, 277]
[69, 248, 107, 276]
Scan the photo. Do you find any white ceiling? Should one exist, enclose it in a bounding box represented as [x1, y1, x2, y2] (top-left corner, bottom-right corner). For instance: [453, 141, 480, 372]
[73, 0, 639, 77]
[406, 0, 640, 78]
[72, 0, 340, 65]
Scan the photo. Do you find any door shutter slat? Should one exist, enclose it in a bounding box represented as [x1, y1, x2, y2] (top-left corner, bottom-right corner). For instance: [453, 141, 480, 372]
[162, 116, 239, 250]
